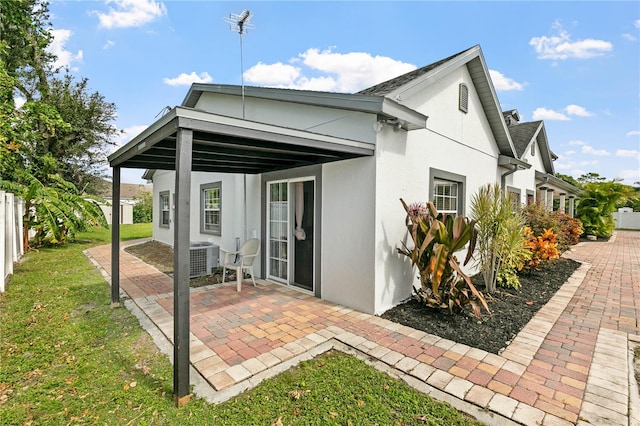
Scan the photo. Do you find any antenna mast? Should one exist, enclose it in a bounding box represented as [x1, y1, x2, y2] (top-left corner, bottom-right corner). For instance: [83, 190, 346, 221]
[224, 10, 253, 119]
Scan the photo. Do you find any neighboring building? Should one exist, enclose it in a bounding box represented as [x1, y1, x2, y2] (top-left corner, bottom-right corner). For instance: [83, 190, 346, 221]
[109, 45, 580, 315]
[96, 182, 152, 225]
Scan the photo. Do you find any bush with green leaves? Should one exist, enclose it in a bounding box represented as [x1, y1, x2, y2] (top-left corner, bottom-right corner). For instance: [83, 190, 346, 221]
[398, 199, 489, 319]
[521, 203, 583, 251]
[470, 184, 530, 292]
[132, 191, 153, 223]
[1, 173, 107, 248]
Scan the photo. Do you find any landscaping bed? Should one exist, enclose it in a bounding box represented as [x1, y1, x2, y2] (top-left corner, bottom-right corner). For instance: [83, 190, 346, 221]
[381, 258, 581, 354]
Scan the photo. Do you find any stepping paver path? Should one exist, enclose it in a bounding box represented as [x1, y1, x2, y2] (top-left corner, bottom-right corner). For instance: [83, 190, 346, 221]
[86, 230, 640, 425]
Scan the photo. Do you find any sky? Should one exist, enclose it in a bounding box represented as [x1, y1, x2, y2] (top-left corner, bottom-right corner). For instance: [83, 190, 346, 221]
[46, 0, 640, 185]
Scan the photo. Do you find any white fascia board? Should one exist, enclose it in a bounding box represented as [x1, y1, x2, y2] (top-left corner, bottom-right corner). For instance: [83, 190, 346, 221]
[499, 154, 531, 169]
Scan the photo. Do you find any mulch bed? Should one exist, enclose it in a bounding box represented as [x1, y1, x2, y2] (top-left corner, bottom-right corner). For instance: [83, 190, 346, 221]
[381, 258, 581, 354]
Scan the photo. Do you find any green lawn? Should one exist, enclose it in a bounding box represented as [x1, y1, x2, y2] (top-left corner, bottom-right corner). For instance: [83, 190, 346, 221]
[0, 225, 483, 425]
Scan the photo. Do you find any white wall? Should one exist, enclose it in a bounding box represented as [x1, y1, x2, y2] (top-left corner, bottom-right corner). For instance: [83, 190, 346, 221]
[196, 93, 377, 144]
[508, 136, 546, 204]
[151, 170, 262, 271]
[322, 156, 377, 314]
[371, 65, 502, 315]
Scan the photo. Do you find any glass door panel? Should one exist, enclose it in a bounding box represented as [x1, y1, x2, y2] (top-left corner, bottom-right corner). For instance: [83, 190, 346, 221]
[268, 182, 288, 281]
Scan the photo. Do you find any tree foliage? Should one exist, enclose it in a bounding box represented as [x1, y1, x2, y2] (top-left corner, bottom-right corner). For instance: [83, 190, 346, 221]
[1, 0, 118, 247]
[133, 191, 153, 224]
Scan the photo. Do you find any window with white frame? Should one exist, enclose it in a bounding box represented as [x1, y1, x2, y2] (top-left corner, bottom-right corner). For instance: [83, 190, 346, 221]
[201, 182, 221, 235]
[159, 191, 170, 227]
[429, 168, 466, 216]
[433, 180, 459, 214]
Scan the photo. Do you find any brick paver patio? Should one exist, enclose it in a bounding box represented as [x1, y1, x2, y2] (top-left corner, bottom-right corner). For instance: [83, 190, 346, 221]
[86, 230, 640, 426]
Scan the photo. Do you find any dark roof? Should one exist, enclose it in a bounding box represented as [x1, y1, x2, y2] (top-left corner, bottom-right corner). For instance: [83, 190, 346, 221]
[507, 121, 542, 158]
[357, 48, 470, 96]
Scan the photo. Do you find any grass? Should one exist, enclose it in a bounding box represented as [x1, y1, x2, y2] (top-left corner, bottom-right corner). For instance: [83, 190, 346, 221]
[1, 225, 483, 425]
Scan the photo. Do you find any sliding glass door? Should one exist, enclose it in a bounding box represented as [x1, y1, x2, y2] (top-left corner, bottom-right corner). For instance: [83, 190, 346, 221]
[266, 179, 314, 292]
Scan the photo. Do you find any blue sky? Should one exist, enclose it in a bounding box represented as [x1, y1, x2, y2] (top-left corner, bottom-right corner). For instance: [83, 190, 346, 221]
[46, 1, 640, 185]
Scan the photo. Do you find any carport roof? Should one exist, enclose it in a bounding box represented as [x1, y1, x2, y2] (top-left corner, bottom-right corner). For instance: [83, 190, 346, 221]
[108, 106, 376, 174]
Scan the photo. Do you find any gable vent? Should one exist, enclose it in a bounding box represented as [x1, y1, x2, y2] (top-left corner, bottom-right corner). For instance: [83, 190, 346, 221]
[459, 83, 469, 113]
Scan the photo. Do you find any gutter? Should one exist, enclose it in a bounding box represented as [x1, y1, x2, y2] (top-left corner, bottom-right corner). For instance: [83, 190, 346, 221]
[498, 155, 531, 188]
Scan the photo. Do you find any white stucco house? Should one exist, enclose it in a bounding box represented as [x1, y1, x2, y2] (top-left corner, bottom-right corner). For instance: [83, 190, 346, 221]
[110, 44, 580, 316]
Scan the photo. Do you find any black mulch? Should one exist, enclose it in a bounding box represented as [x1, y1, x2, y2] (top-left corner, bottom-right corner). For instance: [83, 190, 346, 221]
[380, 258, 581, 354]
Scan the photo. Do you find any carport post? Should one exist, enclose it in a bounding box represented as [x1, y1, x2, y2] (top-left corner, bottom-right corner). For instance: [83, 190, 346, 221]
[111, 166, 121, 307]
[173, 128, 192, 407]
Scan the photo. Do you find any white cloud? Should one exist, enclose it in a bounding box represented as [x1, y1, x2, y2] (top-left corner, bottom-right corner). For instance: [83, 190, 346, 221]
[581, 145, 610, 156]
[47, 28, 83, 71]
[532, 107, 570, 121]
[635, 20, 640, 29]
[530, 24, 612, 60]
[163, 71, 212, 86]
[113, 124, 148, 148]
[244, 62, 302, 86]
[93, 0, 167, 29]
[565, 104, 593, 117]
[569, 140, 586, 146]
[627, 130, 640, 137]
[103, 40, 116, 49]
[617, 169, 640, 184]
[616, 149, 640, 160]
[244, 47, 416, 93]
[564, 150, 576, 155]
[14, 97, 26, 109]
[622, 33, 637, 42]
[489, 70, 524, 91]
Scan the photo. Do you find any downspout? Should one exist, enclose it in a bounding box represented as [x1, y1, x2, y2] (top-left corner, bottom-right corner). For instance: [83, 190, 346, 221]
[500, 165, 518, 190]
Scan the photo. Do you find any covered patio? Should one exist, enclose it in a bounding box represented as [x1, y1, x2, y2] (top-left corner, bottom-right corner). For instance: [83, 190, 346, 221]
[106, 101, 419, 404]
[86, 230, 640, 425]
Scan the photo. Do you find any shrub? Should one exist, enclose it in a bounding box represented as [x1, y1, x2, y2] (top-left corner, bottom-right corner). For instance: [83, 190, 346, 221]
[132, 191, 153, 223]
[470, 184, 529, 293]
[398, 199, 489, 319]
[523, 227, 560, 270]
[521, 203, 583, 252]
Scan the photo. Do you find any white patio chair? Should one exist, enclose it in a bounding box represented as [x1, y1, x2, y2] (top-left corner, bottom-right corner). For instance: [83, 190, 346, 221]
[221, 238, 260, 292]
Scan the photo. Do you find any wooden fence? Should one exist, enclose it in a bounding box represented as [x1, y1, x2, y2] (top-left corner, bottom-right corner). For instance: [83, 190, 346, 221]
[1, 191, 24, 292]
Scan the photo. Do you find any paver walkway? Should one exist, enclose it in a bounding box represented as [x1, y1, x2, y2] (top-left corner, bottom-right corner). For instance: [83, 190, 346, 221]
[86, 231, 640, 426]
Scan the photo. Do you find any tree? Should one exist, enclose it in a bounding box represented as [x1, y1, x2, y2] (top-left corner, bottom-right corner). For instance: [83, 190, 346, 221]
[132, 191, 153, 223]
[1, 0, 114, 247]
[577, 179, 636, 237]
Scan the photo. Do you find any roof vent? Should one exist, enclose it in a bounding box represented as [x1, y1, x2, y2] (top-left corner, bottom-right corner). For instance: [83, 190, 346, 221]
[459, 83, 468, 113]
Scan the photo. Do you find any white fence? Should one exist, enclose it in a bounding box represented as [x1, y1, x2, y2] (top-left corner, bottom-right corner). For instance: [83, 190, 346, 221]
[1, 191, 25, 292]
[613, 208, 640, 230]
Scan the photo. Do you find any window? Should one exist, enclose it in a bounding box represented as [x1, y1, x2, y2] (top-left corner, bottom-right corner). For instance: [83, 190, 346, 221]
[507, 186, 521, 207]
[429, 168, 466, 216]
[433, 181, 459, 214]
[159, 191, 170, 227]
[459, 83, 469, 113]
[201, 182, 221, 235]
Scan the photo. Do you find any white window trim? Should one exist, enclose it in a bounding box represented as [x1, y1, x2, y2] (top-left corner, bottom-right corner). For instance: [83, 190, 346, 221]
[159, 191, 170, 228]
[200, 182, 222, 236]
[429, 168, 466, 216]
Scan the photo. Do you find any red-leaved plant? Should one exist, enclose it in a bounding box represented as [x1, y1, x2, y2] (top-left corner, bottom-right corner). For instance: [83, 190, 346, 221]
[398, 199, 489, 319]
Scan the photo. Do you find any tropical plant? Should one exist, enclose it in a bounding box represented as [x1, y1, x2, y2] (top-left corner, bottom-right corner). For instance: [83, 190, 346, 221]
[470, 183, 529, 293]
[522, 227, 560, 270]
[397, 199, 489, 319]
[577, 180, 637, 237]
[0, 173, 107, 248]
[521, 202, 583, 251]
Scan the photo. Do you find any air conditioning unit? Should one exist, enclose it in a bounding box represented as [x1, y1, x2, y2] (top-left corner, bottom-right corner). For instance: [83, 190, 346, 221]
[189, 242, 219, 278]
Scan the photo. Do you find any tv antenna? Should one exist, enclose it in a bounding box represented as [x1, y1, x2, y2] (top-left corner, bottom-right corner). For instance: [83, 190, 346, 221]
[224, 10, 253, 118]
